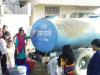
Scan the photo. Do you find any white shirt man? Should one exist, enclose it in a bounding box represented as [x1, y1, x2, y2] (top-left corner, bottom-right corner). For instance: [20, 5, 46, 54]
[0, 32, 8, 75]
[0, 37, 7, 55]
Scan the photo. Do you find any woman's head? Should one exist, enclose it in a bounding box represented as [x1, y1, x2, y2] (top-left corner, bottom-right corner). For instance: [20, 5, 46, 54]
[7, 40, 13, 48]
[19, 27, 23, 31]
[62, 44, 75, 64]
[19, 29, 24, 36]
[91, 39, 100, 51]
[62, 44, 73, 53]
[2, 25, 8, 33]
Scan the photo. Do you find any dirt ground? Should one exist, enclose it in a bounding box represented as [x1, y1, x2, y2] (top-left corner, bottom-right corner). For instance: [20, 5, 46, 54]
[30, 61, 49, 75]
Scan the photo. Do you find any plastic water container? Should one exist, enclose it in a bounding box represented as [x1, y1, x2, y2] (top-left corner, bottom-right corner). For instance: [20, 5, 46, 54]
[17, 66, 27, 75]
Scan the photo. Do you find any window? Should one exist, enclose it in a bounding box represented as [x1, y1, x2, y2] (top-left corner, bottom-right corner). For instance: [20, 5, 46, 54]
[45, 6, 60, 17]
[62, 14, 66, 18]
[70, 12, 95, 18]
[4, 0, 28, 14]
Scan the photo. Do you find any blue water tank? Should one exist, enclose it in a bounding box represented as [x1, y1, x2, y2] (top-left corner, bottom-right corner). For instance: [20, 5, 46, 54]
[30, 17, 100, 53]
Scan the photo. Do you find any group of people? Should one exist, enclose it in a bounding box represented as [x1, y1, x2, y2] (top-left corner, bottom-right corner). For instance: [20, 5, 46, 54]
[0, 24, 100, 75]
[0, 25, 11, 75]
[0, 25, 32, 75]
[48, 38, 100, 75]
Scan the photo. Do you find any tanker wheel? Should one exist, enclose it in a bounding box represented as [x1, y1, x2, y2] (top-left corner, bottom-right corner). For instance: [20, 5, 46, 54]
[74, 48, 93, 75]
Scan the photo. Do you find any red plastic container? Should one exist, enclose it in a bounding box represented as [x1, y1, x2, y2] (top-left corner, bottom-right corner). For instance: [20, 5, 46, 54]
[26, 58, 37, 70]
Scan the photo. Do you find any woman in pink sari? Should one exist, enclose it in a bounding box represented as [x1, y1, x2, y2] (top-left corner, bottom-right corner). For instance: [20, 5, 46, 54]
[15, 29, 26, 65]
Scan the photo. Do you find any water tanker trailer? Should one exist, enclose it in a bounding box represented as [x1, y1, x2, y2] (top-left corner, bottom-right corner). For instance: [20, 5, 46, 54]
[30, 17, 100, 75]
[30, 17, 100, 52]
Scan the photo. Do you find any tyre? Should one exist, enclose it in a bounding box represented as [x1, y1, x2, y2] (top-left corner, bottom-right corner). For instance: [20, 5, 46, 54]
[74, 48, 93, 75]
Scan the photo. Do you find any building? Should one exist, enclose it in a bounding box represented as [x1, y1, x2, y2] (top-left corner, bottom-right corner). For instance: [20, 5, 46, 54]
[0, 0, 100, 34]
[31, 0, 100, 23]
[0, 0, 31, 36]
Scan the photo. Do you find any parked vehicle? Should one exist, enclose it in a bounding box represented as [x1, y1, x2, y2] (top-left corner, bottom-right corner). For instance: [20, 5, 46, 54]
[30, 16, 100, 74]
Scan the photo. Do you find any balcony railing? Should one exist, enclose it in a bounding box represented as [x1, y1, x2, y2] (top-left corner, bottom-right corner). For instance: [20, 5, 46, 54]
[3, 0, 28, 14]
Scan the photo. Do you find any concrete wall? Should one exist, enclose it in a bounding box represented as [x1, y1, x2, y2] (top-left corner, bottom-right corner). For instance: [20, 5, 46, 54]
[60, 6, 97, 18]
[32, 5, 98, 23]
[1, 14, 30, 37]
[32, 5, 45, 23]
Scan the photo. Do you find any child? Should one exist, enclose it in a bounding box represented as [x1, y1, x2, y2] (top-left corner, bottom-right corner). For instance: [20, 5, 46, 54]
[7, 40, 15, 68]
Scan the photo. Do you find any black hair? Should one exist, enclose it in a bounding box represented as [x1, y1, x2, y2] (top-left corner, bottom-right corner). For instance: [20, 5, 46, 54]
[58, 44, 75, 66]
[3, 25, 7, 29]
[62, 44, 75, 65]
[2, 31, 10, 40]
[19, 28, 24, 33]
[91, 39, 100, 47]
[19, 27, 23, 31]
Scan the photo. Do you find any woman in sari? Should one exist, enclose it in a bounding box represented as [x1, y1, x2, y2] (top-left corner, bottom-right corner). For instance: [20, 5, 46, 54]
[60, 45, 76, 75]
[48, 44, 76, 75]
[15, 28, 26, 65]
